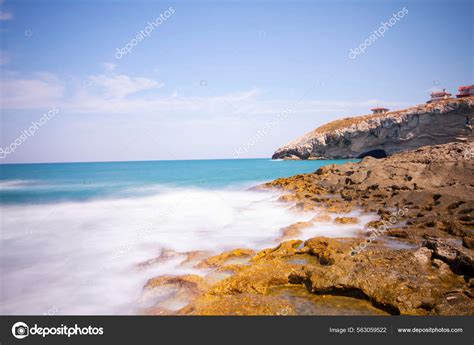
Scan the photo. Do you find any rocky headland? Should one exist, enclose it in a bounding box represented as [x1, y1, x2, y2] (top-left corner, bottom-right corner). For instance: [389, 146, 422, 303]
[272, 97, 474, 160]
[138, 141, 473, 316]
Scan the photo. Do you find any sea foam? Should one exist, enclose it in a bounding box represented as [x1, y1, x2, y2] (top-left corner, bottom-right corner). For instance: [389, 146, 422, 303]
[0, 186, 375, 314]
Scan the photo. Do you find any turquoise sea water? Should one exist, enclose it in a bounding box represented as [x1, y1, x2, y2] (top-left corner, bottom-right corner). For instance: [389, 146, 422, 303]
[1, 158, 371, 315]
[0, 158, 356, 204]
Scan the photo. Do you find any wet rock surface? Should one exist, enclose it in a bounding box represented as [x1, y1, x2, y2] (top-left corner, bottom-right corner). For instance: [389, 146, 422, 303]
[139, 275, 209, 315]
[196, 248, 255, 272]
[268, 285, 389, 315]
[140, 142, 473, 315]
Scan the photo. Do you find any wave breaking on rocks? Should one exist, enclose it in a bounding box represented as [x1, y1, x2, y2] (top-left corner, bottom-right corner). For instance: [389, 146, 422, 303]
[140, 142, 474, 315]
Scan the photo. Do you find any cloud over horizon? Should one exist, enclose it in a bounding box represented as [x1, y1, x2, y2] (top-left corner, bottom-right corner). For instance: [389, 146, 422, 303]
[0, 70, 409, 119]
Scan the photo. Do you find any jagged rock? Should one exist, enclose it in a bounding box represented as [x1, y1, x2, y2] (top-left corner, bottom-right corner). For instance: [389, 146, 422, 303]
[252, 240, 303, 262]
[262, 142, 474, 241]
[311, 213, 332, 222]
[386, 228, 410, 239]
[413, 247, 432, 266]
[280, 221, 313, 240]
[463, 236, 474, 249]
[300, 237, 361, 265]
[289, 239, 470, 315]
[334, 216, 359, 224]
[423, 237, 474, 276]
[196, 248, 255, 271]
[174, 235, 473, 316]
[208, 259, 296, 295]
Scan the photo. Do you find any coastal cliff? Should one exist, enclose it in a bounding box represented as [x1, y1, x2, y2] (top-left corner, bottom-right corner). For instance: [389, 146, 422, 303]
[272, 97, 474, 159]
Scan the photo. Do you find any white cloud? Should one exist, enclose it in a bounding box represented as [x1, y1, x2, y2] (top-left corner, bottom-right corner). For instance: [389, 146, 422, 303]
[102, 62, 117, 72]
[0, 72, 64, 109]
[0, 10, 13, 21]
[0, 72, 408, 117]
[87, 74, 163, 99]
[66, 86, 260, 115]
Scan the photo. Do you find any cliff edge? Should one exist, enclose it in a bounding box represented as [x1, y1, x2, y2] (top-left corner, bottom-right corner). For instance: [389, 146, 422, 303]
[272, 97, 474, 159]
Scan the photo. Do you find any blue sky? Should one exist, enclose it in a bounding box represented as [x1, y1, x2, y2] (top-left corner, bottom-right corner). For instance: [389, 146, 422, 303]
[0, 0, 472, 163]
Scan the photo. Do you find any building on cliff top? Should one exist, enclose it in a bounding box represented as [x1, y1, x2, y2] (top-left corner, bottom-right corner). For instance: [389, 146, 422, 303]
[427, 88, 452, 103]
[456, 85, 474, 98]
[370, 107, 389, 114]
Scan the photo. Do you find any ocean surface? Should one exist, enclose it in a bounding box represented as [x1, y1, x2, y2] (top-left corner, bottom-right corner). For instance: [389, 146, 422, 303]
[0, 158, 375, 315]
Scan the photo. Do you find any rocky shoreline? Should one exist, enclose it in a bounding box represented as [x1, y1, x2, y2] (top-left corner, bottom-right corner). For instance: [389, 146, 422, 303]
[138, 142, 473, 315]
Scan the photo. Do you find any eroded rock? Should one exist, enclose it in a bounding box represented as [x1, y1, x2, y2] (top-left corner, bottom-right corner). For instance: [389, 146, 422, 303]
[280, 221, 313, 240]
[272, 98, 474, 160]
[423, 237, 474, 277]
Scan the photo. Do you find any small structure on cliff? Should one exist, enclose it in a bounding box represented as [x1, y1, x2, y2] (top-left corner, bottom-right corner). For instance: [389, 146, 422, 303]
[427, 89, 452, 103]
[456, 85, 474, 98]
[370, 107, 389, 114]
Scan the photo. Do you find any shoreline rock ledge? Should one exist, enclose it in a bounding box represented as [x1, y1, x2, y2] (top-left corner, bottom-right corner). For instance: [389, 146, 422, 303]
[272, 97, 474, 160]
[140, 142, 473, 315]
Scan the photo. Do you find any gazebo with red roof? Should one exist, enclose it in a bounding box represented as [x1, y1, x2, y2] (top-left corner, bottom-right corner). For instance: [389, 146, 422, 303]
[370, 107, 389, 114]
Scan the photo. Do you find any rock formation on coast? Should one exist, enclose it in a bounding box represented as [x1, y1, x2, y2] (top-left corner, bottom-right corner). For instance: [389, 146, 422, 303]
[272, 97, 474, 160]
[139, 142, 474, 315]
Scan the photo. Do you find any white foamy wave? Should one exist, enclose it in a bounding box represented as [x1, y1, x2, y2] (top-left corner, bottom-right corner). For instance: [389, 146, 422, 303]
[0, 187, 375, 315]
[0, 179, 37, 190]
